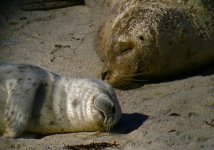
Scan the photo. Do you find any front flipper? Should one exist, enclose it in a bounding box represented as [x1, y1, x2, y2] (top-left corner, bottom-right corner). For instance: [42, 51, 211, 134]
[3, 78, 39, 138]
[20, 0, 85, 11]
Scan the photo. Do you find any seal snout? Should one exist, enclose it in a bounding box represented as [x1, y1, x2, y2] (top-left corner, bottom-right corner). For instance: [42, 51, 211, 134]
[94, 94, 120, 129]
[104, 105, 117, 125]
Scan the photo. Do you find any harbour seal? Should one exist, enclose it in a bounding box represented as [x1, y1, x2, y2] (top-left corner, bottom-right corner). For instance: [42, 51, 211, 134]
[0, 62, 121, 138]
[97, 0, 214, 88]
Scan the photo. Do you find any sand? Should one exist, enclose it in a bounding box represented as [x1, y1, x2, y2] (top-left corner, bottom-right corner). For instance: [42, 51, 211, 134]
[0, 0, 214, 149]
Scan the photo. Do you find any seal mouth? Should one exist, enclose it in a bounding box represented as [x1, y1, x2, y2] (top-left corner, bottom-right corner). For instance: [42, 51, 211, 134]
[102, 106, 118, 131]
[94, 98, 118, 130]
[101, 65, 149, 89]
[102, 113, 117, 131]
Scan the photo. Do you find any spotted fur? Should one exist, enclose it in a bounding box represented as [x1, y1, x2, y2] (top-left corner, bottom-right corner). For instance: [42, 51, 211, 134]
[98, 0, 214, 88]
[0, 62, 121, 138]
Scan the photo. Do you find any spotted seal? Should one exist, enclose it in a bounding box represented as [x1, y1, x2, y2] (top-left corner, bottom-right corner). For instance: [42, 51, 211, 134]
[0, 62, 121, 138]
[97, 0, 214, 88]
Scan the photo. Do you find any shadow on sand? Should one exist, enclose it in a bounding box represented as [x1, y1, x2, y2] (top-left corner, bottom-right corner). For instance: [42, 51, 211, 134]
[113, 113, 149, 134]
[18, 113, 149, 139]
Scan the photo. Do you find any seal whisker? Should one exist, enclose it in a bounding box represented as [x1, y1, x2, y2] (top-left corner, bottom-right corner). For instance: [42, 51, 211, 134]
[97, 0, 214, 88]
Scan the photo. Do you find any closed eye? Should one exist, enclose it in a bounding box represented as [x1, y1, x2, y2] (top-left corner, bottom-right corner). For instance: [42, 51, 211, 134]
[119, 41, 134, 55]
[121, 47, 133, 55]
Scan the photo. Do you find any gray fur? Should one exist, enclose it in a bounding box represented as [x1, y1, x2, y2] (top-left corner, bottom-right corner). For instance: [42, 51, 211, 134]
[0, 62, 121, 138]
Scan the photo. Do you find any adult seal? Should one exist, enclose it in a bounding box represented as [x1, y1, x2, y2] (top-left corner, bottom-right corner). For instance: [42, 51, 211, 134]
[97, 0, 214, 88]
[0, 62, 121, 138]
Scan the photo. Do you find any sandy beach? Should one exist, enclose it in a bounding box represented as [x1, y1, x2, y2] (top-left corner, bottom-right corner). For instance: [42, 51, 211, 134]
[0, 0, 214, 149]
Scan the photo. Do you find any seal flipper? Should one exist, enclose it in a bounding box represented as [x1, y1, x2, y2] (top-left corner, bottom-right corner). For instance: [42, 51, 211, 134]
[3, 78, 39, 138]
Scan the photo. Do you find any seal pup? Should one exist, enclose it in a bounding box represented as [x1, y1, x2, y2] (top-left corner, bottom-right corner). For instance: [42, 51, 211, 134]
[97, 0, 214, 88]
[0, 62, 121, 138]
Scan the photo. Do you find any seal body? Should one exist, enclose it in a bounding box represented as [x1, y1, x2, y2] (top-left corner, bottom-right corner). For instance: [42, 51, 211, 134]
[0, 62, 121, 138]
[97, 0, 214, 88]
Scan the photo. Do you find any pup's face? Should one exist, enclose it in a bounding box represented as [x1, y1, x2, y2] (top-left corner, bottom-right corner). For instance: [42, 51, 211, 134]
[94, 94, 122, 131]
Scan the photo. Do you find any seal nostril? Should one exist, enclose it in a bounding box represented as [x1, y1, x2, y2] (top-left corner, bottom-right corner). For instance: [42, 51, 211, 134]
[112, 106, 116, 113]
[101, 71, 108, 80]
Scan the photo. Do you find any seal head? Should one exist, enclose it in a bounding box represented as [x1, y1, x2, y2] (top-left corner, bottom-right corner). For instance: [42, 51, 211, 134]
[97, 0, 214, 88]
